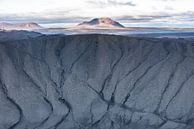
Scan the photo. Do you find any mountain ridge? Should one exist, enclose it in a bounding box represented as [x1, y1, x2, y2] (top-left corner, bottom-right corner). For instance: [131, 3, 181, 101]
[0, 22, 43, 30]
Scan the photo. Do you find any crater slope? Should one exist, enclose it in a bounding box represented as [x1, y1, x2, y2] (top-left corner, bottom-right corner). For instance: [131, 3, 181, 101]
[0, 34, 194, 129]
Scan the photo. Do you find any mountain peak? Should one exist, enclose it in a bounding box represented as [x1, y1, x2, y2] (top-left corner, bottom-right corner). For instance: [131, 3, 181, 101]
[77, 17, 125, 29]
[20, 22, 40, 27]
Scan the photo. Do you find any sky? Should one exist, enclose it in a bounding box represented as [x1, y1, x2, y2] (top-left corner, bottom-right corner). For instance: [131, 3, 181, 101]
[0, 0, 194, 28]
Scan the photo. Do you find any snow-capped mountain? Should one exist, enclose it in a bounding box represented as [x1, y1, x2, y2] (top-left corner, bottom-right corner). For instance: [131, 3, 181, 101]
[77, 17, 125, 29]
[0, 22, 43, 30]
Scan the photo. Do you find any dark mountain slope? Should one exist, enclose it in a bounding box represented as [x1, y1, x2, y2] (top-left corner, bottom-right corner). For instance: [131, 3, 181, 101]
[0, 34, 194, 129]
[0, 30, 42, 42]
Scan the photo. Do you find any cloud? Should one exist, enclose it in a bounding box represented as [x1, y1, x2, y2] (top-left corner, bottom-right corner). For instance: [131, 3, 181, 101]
[116, 15, 169, 23]
[87, 0, 136, 7]
[107, 0, 136, 6]
[115, 11, 194, 28]
[0, 17, 87, 24]
[0, 0, 194, 28]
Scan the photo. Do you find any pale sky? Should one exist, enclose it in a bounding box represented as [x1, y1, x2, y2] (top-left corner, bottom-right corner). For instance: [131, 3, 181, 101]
[0, 0, 194, 28]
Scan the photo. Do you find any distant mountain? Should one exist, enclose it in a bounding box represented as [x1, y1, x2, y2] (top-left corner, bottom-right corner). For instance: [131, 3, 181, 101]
[77, 17, 125, 29]
[0, 22, 43, 30]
